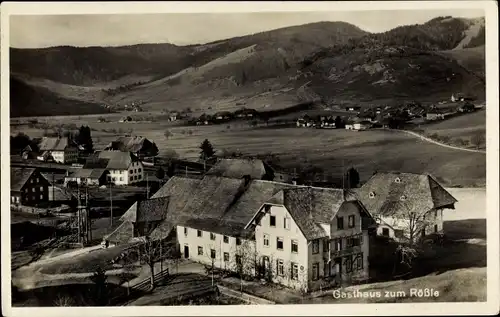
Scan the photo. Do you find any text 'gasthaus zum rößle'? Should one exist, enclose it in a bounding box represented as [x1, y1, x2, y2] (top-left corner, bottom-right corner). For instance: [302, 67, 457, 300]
[332, 288, 440, 299]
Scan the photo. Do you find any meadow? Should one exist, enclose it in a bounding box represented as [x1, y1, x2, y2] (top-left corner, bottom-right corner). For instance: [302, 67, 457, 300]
[11, 110, 486, 187]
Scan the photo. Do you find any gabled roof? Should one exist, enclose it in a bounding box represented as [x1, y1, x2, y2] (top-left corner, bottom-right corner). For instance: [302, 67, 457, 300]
[11, 167, 37, 192]
[353, 172, 457, 218]
[39, 137, 75, 151]
[278, 187, 347, 240]
[72, 168, 107, 179]
[105, 221, 134, 244]
[104, 136, 154, 153]
[120, 196, 170, 223]
[206, 158, 272, 180]
[96, 151, 140, 170]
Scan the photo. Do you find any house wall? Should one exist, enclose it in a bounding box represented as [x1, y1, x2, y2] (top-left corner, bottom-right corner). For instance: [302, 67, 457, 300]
[254, 205, 309, 291]
[329, 202, 370, 287]
[50, 148, 78, 164]
[378, 208, 444, 241]
[177, 225, 256, 276]
[107, 161, 144, 185]
[12, 172, 49, 206]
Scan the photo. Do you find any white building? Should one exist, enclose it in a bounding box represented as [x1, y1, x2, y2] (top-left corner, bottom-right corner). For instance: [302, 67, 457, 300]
[38, 137, 78, 164]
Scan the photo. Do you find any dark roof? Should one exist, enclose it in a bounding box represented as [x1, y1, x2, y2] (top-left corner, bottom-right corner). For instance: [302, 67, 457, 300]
[273, 187, 347, 240]
[72, 168, 107, 179]
[353, 172, 457, 218]
[106, 221, 134, 244]
[11, 168, 38, 192]
[97, 151, 140, 170]
[120, 196, 170, 223]
[39, 137, 74, 151]
[104, 136, 154, 153]
[206, 158, 271, 179]
[83, 157, 110, 169]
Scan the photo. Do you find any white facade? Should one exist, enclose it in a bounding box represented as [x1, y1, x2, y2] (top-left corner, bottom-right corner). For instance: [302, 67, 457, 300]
[254, 205, 309, 291]
[106, 161, 144, 185]
[177, 225, 256, 276]
[48, 148, 78, 164]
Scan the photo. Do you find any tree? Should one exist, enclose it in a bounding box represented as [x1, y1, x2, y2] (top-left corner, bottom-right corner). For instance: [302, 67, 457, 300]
[156, 167, 165, 181]
[75, 125, 93, 153]
[334, 116, 345, 129]
[346, 167, 360, 188]
[471, 132, 485, 149]
[164, 129, 173, 140]
[200, 139, 215, 161]
[139, 237, 164, 290]
[90, 266, 109, 305]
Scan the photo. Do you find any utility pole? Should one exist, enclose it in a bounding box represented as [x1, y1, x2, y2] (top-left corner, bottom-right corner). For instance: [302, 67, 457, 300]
[185, 166, 188, 177]
[109, 183, 113, 227]
[77, 184, 81, 245]
[146, 173, 149, 199]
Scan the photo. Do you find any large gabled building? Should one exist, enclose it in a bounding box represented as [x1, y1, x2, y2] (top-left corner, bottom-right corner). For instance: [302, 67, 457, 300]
[104, 136, 159, 159]
[11, 168, 50, 207]
[37, 137, 78, 164]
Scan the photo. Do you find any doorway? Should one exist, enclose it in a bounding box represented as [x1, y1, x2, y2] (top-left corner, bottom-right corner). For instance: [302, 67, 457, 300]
[184, 245, 189, 258]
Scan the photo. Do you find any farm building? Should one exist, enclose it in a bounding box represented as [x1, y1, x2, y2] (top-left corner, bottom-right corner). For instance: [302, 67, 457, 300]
[11, 167, 50, 207]
[96, 151, 144, 185]
[353, 121, 373, 131]
[206, 158, 275, 181]
[104, 136, 159, 159]
[234, 108, 258, 118]
[426, 110, 446, 121]
[37, 137, 78, 164]
[353, 172, 457, 242]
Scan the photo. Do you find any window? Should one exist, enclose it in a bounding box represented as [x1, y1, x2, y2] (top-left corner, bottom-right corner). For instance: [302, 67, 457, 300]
[291, 263, 299, 280]
[130, 169, 134, 174]
[284, 217, 290, 230]
[197, 230, 202, 237]
[112, 177, 116, 182]
[40, 194, 43, 200]
[32, 188, 35, 193]
[434, 210, 438, 218]
[434, 224, 438, 233]
[210, 232, 216, 240]
[120, 177, 123, 182]
[312, 263, 319, 280]
[276, 237, 284, 250]
[312, 239, 319, 254]
[223, 236, 229, 244]
[334, 238, 343, 251]
[291, 240, 298, 253]
[184, 227, 188, 236]
[236, 238, 242, 246]
[210, 249, 216, 259]
[198, 246, 203, 255]
[277, 259, 285, 276]
[224, 252, 229, 262]
[39, 186, 43, 191]
[270, 215, 276, 227]
[323, 240, 330, 253]
[130, 177, 133, 182]
[382, 228, 390, 237]
[348, 215, 355, 228]
[356, 253, 364, 270]
[263, 234, 270, 247]
[337, 216, 344, 230]
[138, 168, 142, 173]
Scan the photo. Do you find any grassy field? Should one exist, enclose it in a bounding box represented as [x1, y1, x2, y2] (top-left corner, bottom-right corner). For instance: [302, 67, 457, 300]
[420, 110, 486, 149]
[12, 111, 486, 187]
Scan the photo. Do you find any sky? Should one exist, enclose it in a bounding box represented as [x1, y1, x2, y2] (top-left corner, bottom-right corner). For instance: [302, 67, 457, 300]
[9, 9, 485, 48]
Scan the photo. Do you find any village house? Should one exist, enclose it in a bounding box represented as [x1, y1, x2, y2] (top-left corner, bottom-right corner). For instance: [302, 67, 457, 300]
[11, 167, 50, 207]
[104, 136, 159, 160]
[353, 172, 457, 242]
[37, 137, 78, 164]
[105, 175, 375, 292]
[345, 106, 361, 113]
[206, 158, 275, 181]
[234, 108, 258, 118]
[353, 121, 373, 131]
[71, 151, 144, 186]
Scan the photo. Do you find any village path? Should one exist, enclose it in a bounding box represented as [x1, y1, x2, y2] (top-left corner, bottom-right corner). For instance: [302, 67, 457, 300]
[379, 128, 486, 154]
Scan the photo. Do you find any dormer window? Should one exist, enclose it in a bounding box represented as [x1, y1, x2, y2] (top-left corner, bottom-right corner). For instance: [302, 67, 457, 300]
[400, 195, 407, 201]
[395, 178, 401, 183]
[369, 192, 375, 198]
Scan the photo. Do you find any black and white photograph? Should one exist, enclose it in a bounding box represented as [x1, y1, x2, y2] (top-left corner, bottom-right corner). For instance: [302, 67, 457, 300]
[1, 1, 499, 316]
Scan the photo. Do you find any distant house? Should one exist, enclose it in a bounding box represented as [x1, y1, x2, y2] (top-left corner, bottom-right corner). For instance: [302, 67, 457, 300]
[214, 111, 232, 121]
[353, 172, 457, 241]
[104, 136, 159, 159]
[21, 145, 35, 160]
[11, 168, 50, 207]
[206, 158, 275, 181]
[64, 157, 110, 187]
[458, 102, 476, 113]
[345, 106, 361, 113]
[426, 110, 446, 121]
[234, 108, 258, 118]
[169, 112, 179, 121]
[96, 151, 144, 185]
[37, 137, 78, 164]
[119, 116, 133, 123]
[353, 121, 373, 131]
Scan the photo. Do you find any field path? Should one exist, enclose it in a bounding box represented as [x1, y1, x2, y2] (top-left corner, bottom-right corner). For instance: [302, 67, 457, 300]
[380, 128, 486, 154]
